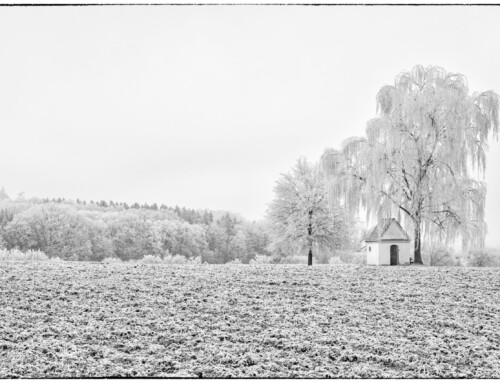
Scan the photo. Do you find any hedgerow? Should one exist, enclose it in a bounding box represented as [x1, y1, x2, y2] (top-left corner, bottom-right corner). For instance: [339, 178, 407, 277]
[0, 249, 52, 262]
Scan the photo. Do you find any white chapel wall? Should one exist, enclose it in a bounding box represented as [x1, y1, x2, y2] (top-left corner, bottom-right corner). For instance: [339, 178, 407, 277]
[366, 243, 379, 265]
[379, 242, 391, 265]
[398, 242, 411, 264]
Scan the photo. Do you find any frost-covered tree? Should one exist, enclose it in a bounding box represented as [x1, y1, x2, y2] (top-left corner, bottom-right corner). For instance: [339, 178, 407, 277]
[241, 220, 271, 263]
[169, 221, 208, 259]
[106, 211, 163, 261]
[0, 187, 9, 201]
[80, 212, 115, 261]
[267, 158, 349, 266]
[3, 204, 93, 260]
[322, 65, 499, 264]
[205, 213, 246, 263]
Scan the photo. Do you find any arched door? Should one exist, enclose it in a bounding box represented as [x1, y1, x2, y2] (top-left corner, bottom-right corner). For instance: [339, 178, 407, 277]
[390, 245, 399, 265]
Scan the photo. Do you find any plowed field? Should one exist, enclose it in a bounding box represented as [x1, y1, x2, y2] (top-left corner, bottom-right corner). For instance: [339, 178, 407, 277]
[0, 262, 499, 378]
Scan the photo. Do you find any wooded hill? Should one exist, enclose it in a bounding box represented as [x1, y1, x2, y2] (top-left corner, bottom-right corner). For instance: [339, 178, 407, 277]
[0, 192, 270, 264]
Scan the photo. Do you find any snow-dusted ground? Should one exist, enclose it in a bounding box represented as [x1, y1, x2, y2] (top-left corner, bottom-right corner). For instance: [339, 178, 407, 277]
[1, 262, 498, 378]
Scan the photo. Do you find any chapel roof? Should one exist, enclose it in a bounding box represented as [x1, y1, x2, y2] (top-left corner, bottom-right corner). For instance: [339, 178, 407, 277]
[365, 218, 410, 242]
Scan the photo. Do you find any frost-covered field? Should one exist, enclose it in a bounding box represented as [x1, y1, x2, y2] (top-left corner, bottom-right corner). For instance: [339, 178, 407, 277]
[0, 262, 499, 378]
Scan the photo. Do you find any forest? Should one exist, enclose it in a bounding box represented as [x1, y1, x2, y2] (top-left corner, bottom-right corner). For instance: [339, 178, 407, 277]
[0, 185, 363, 265]
[0, 189, 272, 264]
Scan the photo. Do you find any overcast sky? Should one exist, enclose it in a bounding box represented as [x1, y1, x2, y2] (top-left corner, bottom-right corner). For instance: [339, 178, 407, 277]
[0, 5, 499, 245]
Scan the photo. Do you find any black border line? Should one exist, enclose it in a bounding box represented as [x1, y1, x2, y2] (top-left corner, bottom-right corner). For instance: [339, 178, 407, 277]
[0, 2, 499, 5]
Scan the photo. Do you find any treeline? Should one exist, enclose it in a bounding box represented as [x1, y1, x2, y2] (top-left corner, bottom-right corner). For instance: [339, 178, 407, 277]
[17, 196, 216, 224]
[0, 191, 270, 263]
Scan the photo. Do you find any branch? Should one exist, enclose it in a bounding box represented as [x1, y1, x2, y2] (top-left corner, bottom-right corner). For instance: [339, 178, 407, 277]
[350, 173, 415, 221]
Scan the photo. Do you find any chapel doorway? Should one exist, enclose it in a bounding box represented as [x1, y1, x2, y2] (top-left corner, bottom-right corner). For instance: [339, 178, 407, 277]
[390, 245, 399, 265]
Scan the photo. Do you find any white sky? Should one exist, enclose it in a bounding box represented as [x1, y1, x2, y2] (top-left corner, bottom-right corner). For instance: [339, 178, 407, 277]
[0, 5, 499, 245]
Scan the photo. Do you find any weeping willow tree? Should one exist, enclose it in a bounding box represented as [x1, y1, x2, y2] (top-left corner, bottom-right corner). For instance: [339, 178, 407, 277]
[267, 158, 350, 266]
[321, 65, 499, 264]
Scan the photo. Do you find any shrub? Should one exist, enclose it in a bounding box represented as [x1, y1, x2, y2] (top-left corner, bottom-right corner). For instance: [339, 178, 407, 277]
[102, 257, 123, 264]
[250, 254, 273, 264]
[314, 250, 332, 264]
[421, 246, 457, 266]
[0, 249, 10, 260]
[279, 255, 309, 264]
[188, 256, 202, 265]
[467, 248, 500, 267]
[103, 254, 201, 265]
[338, 251, 366, 265]
[28, 249, 50, 261]
[270, 253, 343, 264]
[329, 257, 342, 265]
[0, 249, 50, 262]
[163, 254, 189, 264]
[140, 254, 163, 264]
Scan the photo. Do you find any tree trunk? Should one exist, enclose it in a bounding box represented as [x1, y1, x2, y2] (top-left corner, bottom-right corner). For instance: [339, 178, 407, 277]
[225, 237, 230, 264]
[413, 223, 423, 264]
[307, 214, 313, 266]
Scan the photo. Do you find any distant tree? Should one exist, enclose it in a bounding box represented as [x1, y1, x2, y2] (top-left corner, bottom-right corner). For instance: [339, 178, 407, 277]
[322, 65, 499, 264]
[0, 187, 9, 201]
[231, 229, 247, 262]
[174, 206, 181, 217]
[267, 158, 350, 266]
[206, 223, 225, 263]
[204, 213, 245, 263]
[82, 213, 114, 261]
[218, 213, 237, 262]
[173, 222, 208, 259]
[107, 212, 162, 260]
[156, 220, 178, 256]
[241, 221, 271, 263]
[202, 211, 214, 225]
[3, 204, 92, 260]
[0, 209, 14, 230]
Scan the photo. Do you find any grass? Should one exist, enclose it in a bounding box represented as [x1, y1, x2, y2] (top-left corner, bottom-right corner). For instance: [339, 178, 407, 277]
[0, 262, 499, 378]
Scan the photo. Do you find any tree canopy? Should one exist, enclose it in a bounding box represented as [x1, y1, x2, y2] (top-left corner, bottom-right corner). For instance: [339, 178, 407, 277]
[321, 65, 499, 264]
[267, 158, 350, 265]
